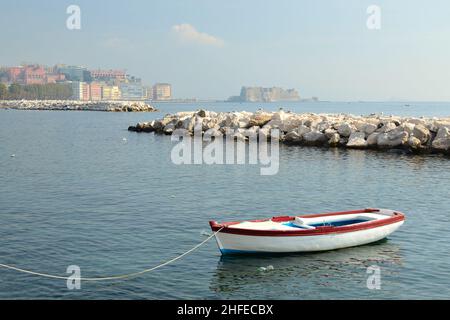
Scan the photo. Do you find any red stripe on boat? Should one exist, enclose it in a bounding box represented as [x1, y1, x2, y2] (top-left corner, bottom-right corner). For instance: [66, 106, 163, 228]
[209, 209, 405, 237]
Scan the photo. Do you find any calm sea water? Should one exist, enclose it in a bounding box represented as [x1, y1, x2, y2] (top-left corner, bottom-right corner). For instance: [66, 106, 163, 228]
[1, 101, 450, 299]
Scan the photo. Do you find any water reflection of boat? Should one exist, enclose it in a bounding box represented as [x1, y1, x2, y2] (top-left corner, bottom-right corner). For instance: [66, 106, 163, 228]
[209, 240, 402, 295]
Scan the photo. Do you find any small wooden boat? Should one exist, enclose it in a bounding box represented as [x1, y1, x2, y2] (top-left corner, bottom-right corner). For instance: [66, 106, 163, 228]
[209, 208, 405, 254]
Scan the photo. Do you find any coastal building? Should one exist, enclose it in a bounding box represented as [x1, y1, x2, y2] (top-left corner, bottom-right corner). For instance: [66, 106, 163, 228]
[45, 73, 66, 84]
[236, 86, 300, 102]
[90, 69, 126, 83]
[0, 63, 155, 102]
[152, 83, 172, 101]
[143, 86, 153, 100]
[119, 82, 144, 100]
[89, 82, 102, 101]
[4, 65, 68, 85]
[71, 81, 90, 101]
[23, 65, 46, 84]
[6, 66, 24, 83]
[101, 85, 121, 100]
[57, 65, 88, 82]
[0, 67, 7, 83]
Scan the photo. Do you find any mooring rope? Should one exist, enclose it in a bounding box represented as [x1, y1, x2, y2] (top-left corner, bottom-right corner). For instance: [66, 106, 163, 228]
[0, 227, 223, 282]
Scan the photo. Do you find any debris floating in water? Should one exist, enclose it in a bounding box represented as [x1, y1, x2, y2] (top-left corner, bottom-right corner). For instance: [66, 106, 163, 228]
[200, 230, 212, 237]
[10, 154, 15, 158]
[122, 138, 127, 142]
[258, 265, 274, 272]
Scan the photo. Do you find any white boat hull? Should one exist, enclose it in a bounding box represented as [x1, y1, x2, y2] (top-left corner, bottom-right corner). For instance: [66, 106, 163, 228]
[210, 209, 405, 254]
[214, 221, 404, 254]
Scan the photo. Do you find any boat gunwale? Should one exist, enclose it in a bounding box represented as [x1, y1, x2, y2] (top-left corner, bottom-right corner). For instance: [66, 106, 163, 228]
[209, 208, 405, 237]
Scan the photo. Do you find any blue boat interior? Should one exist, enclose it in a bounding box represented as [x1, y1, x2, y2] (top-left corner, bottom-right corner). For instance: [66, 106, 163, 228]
[283, 218, 370, 228]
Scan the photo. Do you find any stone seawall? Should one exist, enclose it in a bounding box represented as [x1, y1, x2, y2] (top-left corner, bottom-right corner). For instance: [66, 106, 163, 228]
[0, 100, 157, 112]
[128, 109, 450, 154]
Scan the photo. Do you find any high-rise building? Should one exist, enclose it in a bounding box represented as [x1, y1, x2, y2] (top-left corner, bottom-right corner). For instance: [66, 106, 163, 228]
[152, 83, 172, 101]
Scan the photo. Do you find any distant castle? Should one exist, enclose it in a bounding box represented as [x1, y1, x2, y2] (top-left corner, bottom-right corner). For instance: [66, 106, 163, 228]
[228, 86, 300, 102]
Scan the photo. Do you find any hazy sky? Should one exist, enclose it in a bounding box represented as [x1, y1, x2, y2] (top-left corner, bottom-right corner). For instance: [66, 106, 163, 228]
[1, 0, 450, 101]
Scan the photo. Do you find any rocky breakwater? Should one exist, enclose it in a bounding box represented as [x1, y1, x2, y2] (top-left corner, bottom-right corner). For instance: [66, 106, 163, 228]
[0, 100, 157, 112]
[128, 109, 450, 155]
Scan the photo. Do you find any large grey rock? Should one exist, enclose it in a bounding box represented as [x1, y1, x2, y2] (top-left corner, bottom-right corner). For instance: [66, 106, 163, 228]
[248, 112, 272, 127]
[196, 109, 207, 117]
[336, 123, 355, 137]
[303, 131, 327, 145]
[163, 122, 176, 135]
[202, 117, 218, 131]
[303, 118, 321, 128]
[324, 128, 338, 139]
[135, 122, 150, 132]
[377, 131, 408, 148]
[298, 125, 312, 136]
[367, 132, 380, 147]
[432, 127, 450, 152]
[203, 127, 222, 140]
[412, 124, 431, 144]
[224, 115, 240, 128]
[426, 122, 439, 133]
[283, 131, 302, 144]
[267, 110, 291, 131]
[328, 133, 340, 146]
[182, 116, 196, 132]
[362, 123, 378, 136]
[347, 132, 368, 148]
[152, 120, 165, 133]
[269, 113, 302, 133]
[316, 121, 330, 132]
[377, 122, 397, 133]
[238, 126, 259, 138]
[408, 136, 422, 150]
[402, 122, 416, 135]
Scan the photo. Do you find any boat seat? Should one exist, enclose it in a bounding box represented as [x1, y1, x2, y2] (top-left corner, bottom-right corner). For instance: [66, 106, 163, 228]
[293, 217, 316, 229]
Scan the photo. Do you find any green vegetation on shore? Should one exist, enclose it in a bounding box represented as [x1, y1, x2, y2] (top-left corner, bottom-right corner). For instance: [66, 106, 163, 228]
[0, 83, 72, 100]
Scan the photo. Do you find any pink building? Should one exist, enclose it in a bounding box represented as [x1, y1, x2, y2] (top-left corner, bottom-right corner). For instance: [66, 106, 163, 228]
[7, 67, 24, 83]
[45, 73, 66, 84]
[4, 65, 66, 85]
[23, 65, 46, 85]
[89, 83, 102, 101]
